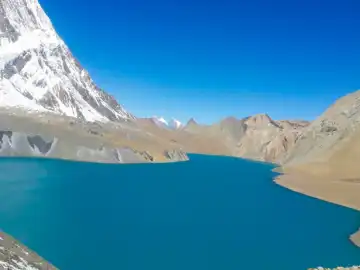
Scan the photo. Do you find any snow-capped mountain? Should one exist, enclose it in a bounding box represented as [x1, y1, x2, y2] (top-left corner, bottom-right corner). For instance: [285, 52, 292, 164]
[151, 116, 183, 130]
[151, 116, 169, 129]
[0, 0, 134, 122]
[168, 118, 183, 129]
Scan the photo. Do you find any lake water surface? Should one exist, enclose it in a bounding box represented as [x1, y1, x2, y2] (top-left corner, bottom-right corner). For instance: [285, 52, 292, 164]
[0, 154, 359, 269]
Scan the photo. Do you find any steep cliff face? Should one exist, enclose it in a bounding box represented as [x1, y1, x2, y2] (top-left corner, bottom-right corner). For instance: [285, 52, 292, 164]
[0, 0, 134, 122]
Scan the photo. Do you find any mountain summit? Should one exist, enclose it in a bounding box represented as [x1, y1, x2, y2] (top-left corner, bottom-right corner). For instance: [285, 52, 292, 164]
[150, 116, 183, 130]
[168, 118, 183, 129]
[0, 0, 134, 122]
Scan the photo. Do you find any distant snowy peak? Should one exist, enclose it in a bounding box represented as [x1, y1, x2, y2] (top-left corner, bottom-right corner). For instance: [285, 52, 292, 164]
[168, 118, 183, 129]
[151, 116, 168, 128]
[151, 117, 183, 130]
[0, 0, 134, 122]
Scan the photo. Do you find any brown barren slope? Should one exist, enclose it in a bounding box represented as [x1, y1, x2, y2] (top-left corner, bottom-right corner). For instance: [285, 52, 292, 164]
[276, 90, 360, 248]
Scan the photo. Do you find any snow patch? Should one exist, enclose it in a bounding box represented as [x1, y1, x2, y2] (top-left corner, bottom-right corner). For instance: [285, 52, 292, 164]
[0, 259, 40, 270]
[151, 116, 183, 130]
[155, 116, 168, 126]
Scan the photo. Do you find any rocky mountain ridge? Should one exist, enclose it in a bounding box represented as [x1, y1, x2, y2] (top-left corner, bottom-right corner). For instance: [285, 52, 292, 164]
[174, 113, 311, 163]
[149, 116, 184, 130]
[280, 89, 360, 177]
[0, 0, 134, 122]
[1, 0, 358, 171]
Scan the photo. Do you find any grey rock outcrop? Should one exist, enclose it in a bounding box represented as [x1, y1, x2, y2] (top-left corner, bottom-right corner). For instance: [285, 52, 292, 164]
[164, 149, 188, 161]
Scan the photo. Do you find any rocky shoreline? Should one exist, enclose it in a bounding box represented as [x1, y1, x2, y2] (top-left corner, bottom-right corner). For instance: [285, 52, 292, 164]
[309, 267, 360, 270]
[0, 230, 57, 270]
[0, 109, 189, 164]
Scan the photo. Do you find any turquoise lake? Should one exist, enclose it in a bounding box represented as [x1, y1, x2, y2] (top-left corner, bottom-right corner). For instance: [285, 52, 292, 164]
[0, 154, 359, 269]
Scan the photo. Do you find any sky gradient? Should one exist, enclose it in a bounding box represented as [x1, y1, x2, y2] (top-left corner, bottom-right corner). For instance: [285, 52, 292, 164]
[40, 0, 360, 124]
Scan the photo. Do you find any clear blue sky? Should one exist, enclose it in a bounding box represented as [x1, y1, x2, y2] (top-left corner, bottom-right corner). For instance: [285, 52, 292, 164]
[40, 0, 360, 124]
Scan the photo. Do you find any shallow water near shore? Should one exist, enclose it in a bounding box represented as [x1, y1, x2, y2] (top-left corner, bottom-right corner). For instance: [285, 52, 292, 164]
[0, 154, 359, 270]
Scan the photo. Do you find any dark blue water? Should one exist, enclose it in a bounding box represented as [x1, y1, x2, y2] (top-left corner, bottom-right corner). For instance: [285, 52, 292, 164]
[0, 154, 359, 269]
